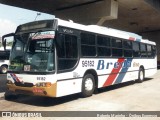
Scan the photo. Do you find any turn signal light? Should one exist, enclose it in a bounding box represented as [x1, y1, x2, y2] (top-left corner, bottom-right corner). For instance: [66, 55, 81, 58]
[45, 82, 52, 87]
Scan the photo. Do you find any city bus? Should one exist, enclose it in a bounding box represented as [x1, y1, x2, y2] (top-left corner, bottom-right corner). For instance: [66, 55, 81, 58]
[2, 18, 157, 99]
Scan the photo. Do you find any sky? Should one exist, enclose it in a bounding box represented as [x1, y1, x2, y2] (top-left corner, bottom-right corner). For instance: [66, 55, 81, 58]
[0, 3, 54, 37]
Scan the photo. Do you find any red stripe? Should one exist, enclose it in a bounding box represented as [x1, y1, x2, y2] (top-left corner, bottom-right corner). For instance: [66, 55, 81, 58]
[103, 58, 125, 87]
[12, 74, 20, 82]
[129, 37, 135, 41]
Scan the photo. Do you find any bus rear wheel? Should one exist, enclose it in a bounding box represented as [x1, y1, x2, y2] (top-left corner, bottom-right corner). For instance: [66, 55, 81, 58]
[81, 74, 95, 97]
[137, 67, 145, 83]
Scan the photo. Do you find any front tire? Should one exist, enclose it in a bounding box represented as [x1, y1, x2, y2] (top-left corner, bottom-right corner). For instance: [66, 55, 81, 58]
[81, 74, 95, 97]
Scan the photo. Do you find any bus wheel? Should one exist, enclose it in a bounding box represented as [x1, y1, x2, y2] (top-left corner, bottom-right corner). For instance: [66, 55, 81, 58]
[1, 65, 8, 74]
[137, 67, 144, 83]
[81, 74, 95, 97]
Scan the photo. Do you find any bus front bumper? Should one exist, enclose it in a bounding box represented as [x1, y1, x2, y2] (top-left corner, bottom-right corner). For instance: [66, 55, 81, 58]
[6, 83, 57, 97]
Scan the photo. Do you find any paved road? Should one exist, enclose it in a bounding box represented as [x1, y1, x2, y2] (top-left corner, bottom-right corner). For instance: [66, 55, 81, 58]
[0, 71, 160, 119]
[0, 74, 7, 93]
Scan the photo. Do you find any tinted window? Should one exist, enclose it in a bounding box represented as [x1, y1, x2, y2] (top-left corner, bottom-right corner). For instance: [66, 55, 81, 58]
[97, 36, 110, 46]
[81, 32, 96, 57]
[133, 42, 140, 57]
[97, 35, 111, 57]
[81, 33, 95, 45]
[152, 45, 156, 58]
[98, 47, 111, 56]
[123, 40, 133, 57]
[111, 38, 123, 57]
[57, 34, 78, 70]
[140, 43, 147, 57]
[57, 34, 78, 58]
[112, 49, 122, 57]
[81, 46, 96, 56]
[112, 38, 122, 48]
[123, 41, 132, 49]
[147, 45, 152, 58]
[124, 50, 132, 57]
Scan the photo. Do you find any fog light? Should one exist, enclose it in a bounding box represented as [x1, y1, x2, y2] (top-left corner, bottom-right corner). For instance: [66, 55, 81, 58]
[36, 82, 51, 87]
[36, 83, 41, 87]
[45, 82, 51, 87]
[42, 83, 46, 87]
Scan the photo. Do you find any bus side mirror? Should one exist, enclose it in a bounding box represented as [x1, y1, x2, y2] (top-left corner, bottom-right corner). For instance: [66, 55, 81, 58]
[2, 33, 15, 51]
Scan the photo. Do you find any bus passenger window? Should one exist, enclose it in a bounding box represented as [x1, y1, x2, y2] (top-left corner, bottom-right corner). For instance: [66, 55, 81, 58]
[111, 38, 123, 57]
[112, 48, 122, 57]
[147, 45, 152, 58]
[81, 32, 96, 57]
[123, 41, 132, 57]
[112, 38, 122, 48]
[151, 45, 156, 58]
[140, 43, 147, 58]
[133, 42, 141, 57]
[57, 34, 78, 71]
[97, 36, 111, 57]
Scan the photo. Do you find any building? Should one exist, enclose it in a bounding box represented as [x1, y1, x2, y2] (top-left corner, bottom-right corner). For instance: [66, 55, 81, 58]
[0, 0, 160, 61]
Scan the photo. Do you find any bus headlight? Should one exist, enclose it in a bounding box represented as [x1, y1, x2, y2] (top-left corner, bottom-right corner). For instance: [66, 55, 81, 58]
[36, 82, 51, 87]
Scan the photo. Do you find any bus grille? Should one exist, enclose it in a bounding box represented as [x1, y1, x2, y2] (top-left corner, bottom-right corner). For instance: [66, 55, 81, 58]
[15, 82, 34, 87]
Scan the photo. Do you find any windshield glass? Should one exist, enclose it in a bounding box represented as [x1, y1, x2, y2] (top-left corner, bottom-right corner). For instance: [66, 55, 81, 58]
[9, 31, 55, 73]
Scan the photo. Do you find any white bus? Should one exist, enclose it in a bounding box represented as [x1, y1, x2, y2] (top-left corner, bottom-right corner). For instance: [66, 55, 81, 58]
[3, 18, 157, 99]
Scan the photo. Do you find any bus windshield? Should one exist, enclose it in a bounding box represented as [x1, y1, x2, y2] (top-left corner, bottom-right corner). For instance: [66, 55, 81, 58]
[9, 31, 55, 73]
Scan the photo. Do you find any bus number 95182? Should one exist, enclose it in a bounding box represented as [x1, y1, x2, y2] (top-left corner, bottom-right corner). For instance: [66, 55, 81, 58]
[82, 60, 94, 67]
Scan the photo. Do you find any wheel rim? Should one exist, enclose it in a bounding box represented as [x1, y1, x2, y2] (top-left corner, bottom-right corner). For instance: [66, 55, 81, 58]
[2, 67, 7, 73]
[85, 78, 93, 91]
[140, 71, 143, 80]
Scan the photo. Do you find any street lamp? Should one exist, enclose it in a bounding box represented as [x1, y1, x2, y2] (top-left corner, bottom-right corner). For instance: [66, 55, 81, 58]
[34, 12, 41, 21]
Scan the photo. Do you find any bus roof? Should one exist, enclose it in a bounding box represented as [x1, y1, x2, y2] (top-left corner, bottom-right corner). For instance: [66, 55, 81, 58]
[57, 18, 156, 45]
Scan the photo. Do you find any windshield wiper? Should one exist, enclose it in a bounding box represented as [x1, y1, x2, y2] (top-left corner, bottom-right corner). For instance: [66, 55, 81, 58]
[29, 30, 42, 40]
